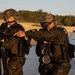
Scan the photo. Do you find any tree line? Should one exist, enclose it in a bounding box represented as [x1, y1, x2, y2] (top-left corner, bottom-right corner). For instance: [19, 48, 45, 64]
[0, 10, 75, 26]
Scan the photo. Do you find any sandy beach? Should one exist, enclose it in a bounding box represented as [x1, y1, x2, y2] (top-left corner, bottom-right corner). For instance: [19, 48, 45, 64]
[19, 22, 75, 33]
[0, 19, 75, 33]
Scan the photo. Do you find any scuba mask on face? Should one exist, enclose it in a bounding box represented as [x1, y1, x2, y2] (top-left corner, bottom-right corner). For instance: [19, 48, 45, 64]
[40, 14, 57, 30]
[41, 22, 52, 30]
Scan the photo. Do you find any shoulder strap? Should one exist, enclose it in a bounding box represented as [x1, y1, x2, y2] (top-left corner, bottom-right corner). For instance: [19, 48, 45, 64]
[57, 26, 68, 35]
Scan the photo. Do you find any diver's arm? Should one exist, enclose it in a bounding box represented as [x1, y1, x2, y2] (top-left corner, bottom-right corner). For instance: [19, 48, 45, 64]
[25, 30, 56, 42]
[14, 30, 56, 42]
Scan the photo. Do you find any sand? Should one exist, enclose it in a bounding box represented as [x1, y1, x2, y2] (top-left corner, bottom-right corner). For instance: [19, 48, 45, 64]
[19, 22, 75, 33]
[0, 20, 75, 33]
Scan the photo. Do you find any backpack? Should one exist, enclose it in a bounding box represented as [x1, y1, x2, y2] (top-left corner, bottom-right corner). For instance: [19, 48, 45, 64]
[57, 26, 75, 58]
[68, 44, 75, 58]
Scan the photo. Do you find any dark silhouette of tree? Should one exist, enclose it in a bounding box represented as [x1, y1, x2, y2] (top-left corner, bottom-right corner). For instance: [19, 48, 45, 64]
[62, 16, 75, 26]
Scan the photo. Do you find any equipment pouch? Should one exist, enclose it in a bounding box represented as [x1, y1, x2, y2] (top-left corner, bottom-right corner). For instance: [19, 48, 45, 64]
[21, 39, 30, 55]
[54, 45, 63, 60]
[68, 44, 75, 58]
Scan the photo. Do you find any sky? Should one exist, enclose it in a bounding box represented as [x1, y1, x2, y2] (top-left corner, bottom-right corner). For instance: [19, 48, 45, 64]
[0, 0, 75, 16]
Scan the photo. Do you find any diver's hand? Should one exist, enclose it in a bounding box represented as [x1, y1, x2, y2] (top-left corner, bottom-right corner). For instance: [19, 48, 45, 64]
[44, 41, 48, 44]
[14, 30, 26, 37]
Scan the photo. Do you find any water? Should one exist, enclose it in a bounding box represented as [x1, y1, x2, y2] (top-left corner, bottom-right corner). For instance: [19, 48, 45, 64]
[23, 46, 40, 75]
[68, 32, 75, 75]
[1, 32, 75, 75]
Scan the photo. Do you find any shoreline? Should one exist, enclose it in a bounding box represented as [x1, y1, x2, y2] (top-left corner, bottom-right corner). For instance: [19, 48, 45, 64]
[0, 20, 75, 33]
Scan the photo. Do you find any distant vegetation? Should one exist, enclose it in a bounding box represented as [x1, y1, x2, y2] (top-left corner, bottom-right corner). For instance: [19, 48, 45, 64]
[0, 10, 75, 26]
[32, 24, 41, 27]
